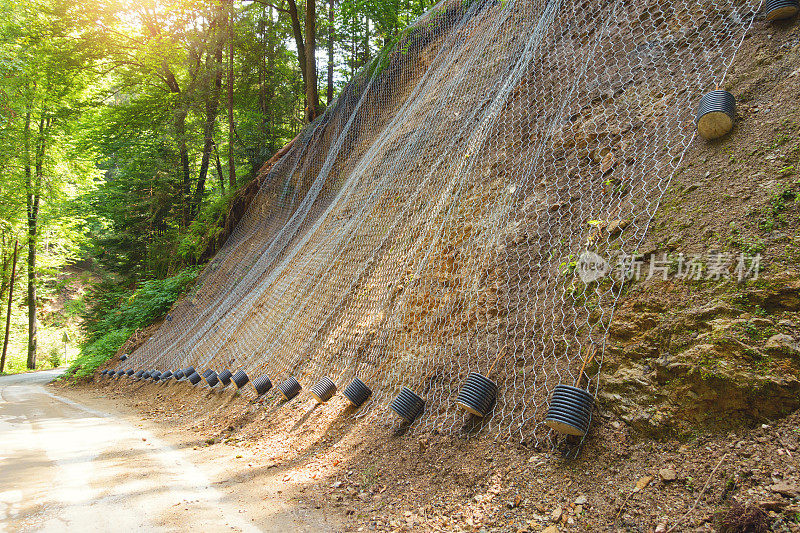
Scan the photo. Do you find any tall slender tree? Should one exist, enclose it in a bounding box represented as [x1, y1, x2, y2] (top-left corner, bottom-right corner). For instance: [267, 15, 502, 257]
[1, 239, 18, 373]
[228, 0, 237, 188]
[260, 0, 319, 122]
[0, 236, 8, 304]
[327, 0, 334, 106]
[192, 11, 225, 218]
[304, 0, 318, 121]
[23, 105, 40, 369]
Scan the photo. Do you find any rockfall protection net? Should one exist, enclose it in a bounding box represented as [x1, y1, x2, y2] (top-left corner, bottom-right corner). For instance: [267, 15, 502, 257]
[126, 0, 762, 445]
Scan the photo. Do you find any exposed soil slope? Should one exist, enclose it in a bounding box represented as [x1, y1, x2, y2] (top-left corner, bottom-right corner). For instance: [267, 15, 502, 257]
[122, 0, 774, 448]
[83, 8, 800, 533]
[599, 16, 800, 437]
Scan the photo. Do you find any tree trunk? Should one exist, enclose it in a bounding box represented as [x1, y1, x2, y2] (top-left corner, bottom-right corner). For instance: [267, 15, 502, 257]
[327, 0, 334, 105]
[0, 235, 8, 304]
[350, 15, 356, 79]
[227, 0, 236, 190]
[22, 109, 31, 369]
[304, 0, 318, 122]
[175, 109, 191, 226]
[286, 0, 307, 84]
[161, 66, 192, 226]
[257, 11, 267, 151]
[25, 110, 46, 370]
[214, 142, 226, 195]
[362, 15, 370, 66]
[254, 4, 276, 176]
[285, 0, 320, 122]
[0, 239, 18, 373]
[28, 214, 38, 371]
[191, 21, 225, 219]
[265, 6, 276, 154]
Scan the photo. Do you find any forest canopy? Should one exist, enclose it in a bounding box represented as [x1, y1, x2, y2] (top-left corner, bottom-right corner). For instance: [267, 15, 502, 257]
[0, 0, 431, 375]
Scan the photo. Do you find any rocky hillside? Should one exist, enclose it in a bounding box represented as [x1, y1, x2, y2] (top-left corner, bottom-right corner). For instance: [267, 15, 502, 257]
[600, 17, 800, 437]
[117, 0, 784, 449]
[85, 8, 800, 533]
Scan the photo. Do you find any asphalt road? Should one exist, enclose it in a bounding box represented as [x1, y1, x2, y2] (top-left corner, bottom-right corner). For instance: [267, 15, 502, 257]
[0, 370, 271, 532]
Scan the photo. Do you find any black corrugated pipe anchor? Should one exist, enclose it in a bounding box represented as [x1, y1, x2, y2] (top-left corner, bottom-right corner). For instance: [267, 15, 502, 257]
[252, 375, 273, 396]
[160, 370, 173, 381]
[309, 377, 336, 403]
[202, 368, 214, 378]
[187, 372, 202, 385]
[218, 369, 233, 387]
[126, 369, 134, 377]
[342, 377, 372, 408]
[120, 354, 128, 361]
[277, 377, 301, 401]
[134, 370, 144, 379]
[766, 0, 799, 21]
[389, 387, 425, 424]
[544, 385, 594, 437]
[231, 370, 249, 389]
[173, 369, 185, 380]
[456, 372, 498, 418]
[696, 90, 736, 140]
[205, 371, 219, 387]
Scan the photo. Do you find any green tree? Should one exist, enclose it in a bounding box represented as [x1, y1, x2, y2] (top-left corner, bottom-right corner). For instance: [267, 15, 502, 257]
[1, 0, 99, 369]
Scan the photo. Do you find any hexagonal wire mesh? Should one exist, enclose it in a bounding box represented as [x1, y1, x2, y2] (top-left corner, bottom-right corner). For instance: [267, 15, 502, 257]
[126, 0, 763, 446]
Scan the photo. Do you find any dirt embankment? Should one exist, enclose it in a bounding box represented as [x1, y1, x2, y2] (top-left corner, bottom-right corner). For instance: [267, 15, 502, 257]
[71, 369, 800, 532]
[78, 11, 800, 533]
[598, 17, 800, 438]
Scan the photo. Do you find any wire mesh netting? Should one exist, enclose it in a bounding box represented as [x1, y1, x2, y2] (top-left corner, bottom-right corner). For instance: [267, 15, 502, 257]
[125, 0, 762, 445]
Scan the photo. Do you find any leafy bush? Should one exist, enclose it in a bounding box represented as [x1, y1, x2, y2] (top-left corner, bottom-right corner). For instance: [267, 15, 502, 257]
[177, 193, 231, 262]
[87, 267, 199, 343]
[66, 267, 199, 377]
[66, 328, 132, 377]
[48, 346, 62, 368]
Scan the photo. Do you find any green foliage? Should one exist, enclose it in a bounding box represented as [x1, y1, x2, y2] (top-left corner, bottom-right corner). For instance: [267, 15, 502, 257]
[66, 267, 199, 377]
[758, 180, 799, 232]
[1, 0, 435, 378]
[559, 254, 578, 277]
[47, 346, 62, 368]
[83, 267, 200, 345]
[177, 193, 231, 262]
[67, 328, 133, 378]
